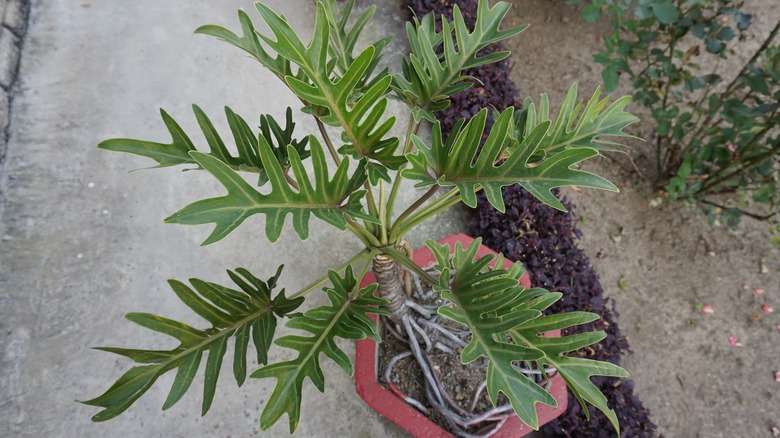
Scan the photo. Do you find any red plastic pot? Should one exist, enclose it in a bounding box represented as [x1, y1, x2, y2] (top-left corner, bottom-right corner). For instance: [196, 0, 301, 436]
[355, 233, 568, 438]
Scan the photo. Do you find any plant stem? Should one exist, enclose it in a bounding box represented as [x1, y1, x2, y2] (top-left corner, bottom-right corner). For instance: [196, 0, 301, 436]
[379, 180, 388, 245]
[284, 171, 299, 191]
[389, 185, 439, 240]
[392, 188, 462, 241]
[290, 249, 374, 299]
[346, 217, 382, 248]
[316, 117, 342, 166]
[656, 30, 680, 177]
[373, 253, 409, 321]
[386, 115, 422, 224]
[700, 198, 776, 221]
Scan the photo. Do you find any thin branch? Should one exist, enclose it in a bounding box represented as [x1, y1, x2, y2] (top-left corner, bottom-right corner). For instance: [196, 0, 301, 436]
[700, 198, 776, 221]
[680, 19, 780, 159]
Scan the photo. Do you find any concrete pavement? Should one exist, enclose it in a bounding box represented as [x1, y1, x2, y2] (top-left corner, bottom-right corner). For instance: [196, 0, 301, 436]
[0, 1, 469, 436]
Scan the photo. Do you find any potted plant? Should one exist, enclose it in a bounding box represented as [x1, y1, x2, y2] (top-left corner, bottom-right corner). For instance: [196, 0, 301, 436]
[81, 0, 638, 436]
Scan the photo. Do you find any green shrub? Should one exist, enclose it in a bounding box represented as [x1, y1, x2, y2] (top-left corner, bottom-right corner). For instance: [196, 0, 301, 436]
[572, 0, 780, 228]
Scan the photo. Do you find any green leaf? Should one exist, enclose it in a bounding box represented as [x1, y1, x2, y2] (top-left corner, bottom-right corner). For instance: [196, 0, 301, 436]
[195, 9, 298, 83]
[81, 267, 303, 421]
[705, 37, 723, 54]
[716, 26, 736, 42]
[393, 0, 527, 121]
[426, 239, 555, 429]
[651, 1, 679, 24]
[250, 266, 389, 433]
[164, 134, 376, 245]
[99, 106, 308, 187]
[255, 2, 401, 176]
[98, 108, 195, 168]
[509, 311, 629, 435]
[518, 83, 639, 155]
[426, 239, 628, 433]
[402, 104, 621, 212]
[602, 64, 619, 92]
[581, 5, 602, 22]
[321, 0, 392, 94]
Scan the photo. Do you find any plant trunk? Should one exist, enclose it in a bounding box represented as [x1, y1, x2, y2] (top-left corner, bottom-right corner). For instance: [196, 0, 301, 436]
[372, 254, 409, 322]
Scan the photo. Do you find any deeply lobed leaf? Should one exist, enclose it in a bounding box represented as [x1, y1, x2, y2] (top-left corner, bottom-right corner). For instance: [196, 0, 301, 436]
[164, 135, 376, 245]
[250, 266, 389, 433]
[255, 2, 400, 182]
[427, 239, 555, 429]
[195, 9, 300, 84]
[321, 0, 392, 95]
[393, 0, 526, 122]
[403, 104, 621, 212]
[81, 266, 303, 421]
[98, 106, 309, 187]
[509, 307, 629, 434]
[516, 83, 639, 155]
[427, 239, 628, 433]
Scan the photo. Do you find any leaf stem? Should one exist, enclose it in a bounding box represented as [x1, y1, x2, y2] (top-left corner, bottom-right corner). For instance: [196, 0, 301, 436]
[346, 217, 382, 248]
[363, 185, 379, 227]
[284, 171, 300, 191]
[290, 249, 373, 299]
[385, 115, 422, 224]
[350, 258, 374, 300]
[388, 185, 439, 241]
[316, 117, 342, 166]
[392, 188, 462, 241]
[379, 180, 388, 245]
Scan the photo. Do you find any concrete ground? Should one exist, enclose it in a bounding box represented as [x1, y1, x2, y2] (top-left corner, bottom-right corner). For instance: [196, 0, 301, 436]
[0, 1, 469, 436]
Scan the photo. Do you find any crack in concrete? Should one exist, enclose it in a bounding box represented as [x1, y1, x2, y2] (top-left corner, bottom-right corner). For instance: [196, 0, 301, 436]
[0, 0, 31, 226]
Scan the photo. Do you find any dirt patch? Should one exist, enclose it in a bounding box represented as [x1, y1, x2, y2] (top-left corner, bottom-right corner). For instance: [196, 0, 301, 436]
[503, 1, 780, 437]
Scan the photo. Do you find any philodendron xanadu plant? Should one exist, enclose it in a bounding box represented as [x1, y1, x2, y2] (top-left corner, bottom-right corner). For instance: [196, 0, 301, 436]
[83, 0, 638, 435]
